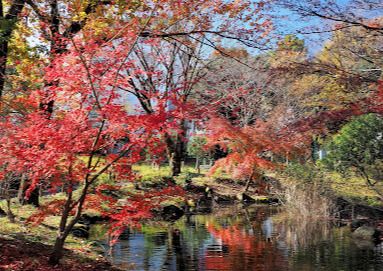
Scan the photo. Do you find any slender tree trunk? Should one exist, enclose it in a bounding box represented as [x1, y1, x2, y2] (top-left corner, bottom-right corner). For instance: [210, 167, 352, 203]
[244, 170, 256, 192]
[4, 181, 15, 223]
[49, 184, 74, 265]
[285, 152, 289, 166]
[195, 156, 200, 174]
[49, 178, 95, 265]
[244, 178, 252, 192]
[49, 236, 66, 265]
[48, 117, 122, 265]
[358, 166, 383, 201]
[5, 198, 15, 223]
[17, 174, 26, 204]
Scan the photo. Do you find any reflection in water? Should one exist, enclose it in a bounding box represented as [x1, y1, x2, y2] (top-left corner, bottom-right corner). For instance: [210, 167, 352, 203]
[94, 206, 383, 271]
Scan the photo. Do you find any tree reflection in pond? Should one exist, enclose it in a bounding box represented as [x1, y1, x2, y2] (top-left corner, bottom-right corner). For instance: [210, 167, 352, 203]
[94, 205, 383, 271]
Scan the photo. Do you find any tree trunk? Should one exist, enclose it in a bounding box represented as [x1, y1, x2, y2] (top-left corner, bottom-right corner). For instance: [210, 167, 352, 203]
[18, 176, 39, 207]
[285, 152, 289, 166]
[17, 174, 26, 204]
[4, 181, 15, 223]
[49, 236, 66, 265]
[49, 184, 74, 265]
[195, 156, 200, 174]
[244, 178, 252, 192]
[165, 121, 186, 177]
[244, 170, 257, 193]
[0, 41, 8, 97]
[25, 186, 39, 207]
[358, 167, 383, 201]
[171, 154, 182, 177]
[174, 121, 186, 176]
[170, 135, 184, 176]
[5, 197, 15, 223]
[0, 0, 27, 97]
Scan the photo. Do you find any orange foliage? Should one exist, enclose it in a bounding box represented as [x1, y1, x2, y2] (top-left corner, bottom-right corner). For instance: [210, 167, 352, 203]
[206, 116, 304, 183]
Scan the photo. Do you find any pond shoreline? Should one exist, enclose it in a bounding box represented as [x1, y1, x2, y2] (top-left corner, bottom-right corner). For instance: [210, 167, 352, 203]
[2, 174, 383, 271]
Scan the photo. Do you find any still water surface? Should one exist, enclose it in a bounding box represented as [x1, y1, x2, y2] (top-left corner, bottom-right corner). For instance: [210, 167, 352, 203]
[95, 205, 383, 271]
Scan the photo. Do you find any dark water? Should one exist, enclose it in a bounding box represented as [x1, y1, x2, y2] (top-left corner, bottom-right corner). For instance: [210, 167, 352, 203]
[92, 206, 383, 271]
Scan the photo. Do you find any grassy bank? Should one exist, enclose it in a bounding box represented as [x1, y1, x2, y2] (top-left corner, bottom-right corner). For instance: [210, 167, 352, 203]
[0, 199, 114, 271]
[0, 234, 119, 271]
[274, 163, 383, 220]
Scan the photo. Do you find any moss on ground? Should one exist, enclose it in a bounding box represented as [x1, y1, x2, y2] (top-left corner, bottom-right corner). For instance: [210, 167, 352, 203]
[327, 172, 383, 206]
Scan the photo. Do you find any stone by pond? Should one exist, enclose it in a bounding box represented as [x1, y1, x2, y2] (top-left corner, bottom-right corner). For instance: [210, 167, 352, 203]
[88, 205, 383, 271]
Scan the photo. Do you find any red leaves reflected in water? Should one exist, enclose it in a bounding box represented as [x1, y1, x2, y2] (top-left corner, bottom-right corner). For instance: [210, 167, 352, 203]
[108, 185, 185, 243]
[205, 223, 288, 271]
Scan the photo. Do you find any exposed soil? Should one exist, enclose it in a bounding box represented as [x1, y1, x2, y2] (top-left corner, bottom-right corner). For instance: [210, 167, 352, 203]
[187, 177, 278, 203]
[0, 236, 121, 271]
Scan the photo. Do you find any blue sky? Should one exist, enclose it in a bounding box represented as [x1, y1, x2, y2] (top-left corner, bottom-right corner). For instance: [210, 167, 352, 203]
[268, 0, 383, 55]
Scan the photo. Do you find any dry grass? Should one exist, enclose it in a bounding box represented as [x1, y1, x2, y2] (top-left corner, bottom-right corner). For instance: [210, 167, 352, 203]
[279, 179, 334, 219]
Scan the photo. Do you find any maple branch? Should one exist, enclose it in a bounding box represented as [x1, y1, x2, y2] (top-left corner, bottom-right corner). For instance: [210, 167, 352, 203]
[26, 0, 112, 43]
[69, 37, 102, 109]
[25, 0, 49, 23]
[65, 144, 133, 232]
[140, 29, 270, 50]
[189, 34, 255, 70]
[295, 25, 354, 35]
[89, 146, 133, 184]
[109, 6, 157, 96]
[306, 10, 383, 33]
[120, 82, 154, 114]
[280, 1, 383, 35]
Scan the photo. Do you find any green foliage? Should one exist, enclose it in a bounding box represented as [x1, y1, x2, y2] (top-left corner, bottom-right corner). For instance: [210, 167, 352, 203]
[322, 113, 383, 178]
[0, 18, 17, 40]
[133, 164, 172, 182]
[283, 162, 324, 184]
[187, 136, 209, 159]
[132, 163, 202, 184]
[277, 35, 305, 52]
[326, 172, 381, 205]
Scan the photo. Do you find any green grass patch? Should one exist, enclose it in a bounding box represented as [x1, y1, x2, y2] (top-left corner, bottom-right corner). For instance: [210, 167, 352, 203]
[328, 172, 382, 206]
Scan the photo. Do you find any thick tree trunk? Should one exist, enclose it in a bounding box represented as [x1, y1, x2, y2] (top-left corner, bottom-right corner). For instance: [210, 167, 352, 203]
[17, 175, 39, 207]
[165, 121, 186, 177]
[0, 0, 27, 97]
[0, 41, 8, 97]
[170, 153, 182, 177]
[169, 135, 185, 177]
[25, 186, 39, 207]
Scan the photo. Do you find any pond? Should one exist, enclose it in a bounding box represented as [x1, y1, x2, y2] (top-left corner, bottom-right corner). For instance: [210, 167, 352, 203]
[91, 205, 383, 271]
